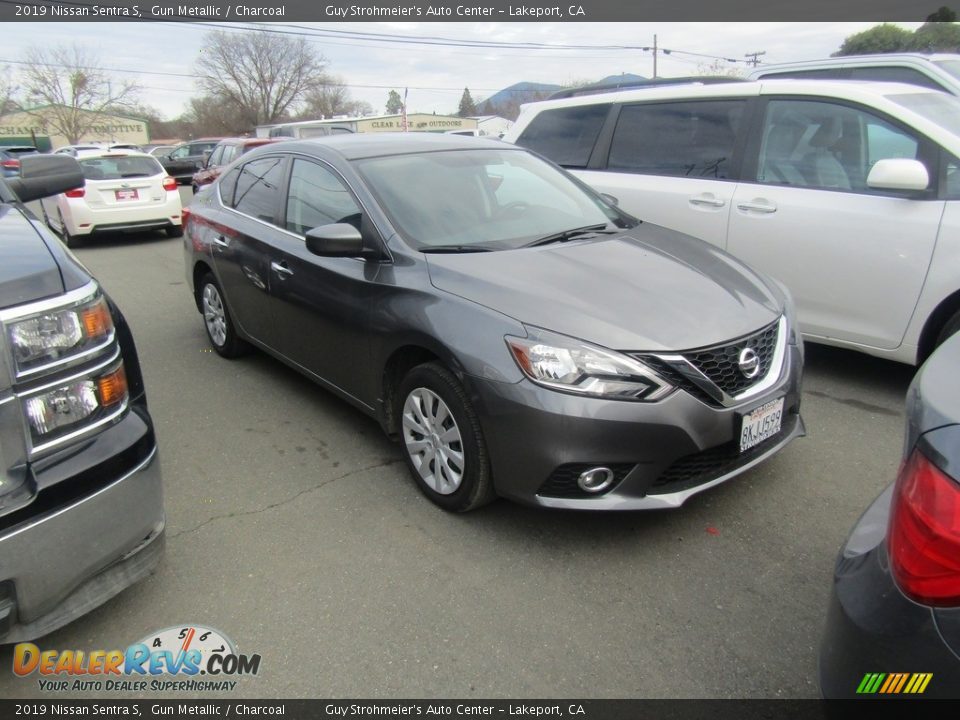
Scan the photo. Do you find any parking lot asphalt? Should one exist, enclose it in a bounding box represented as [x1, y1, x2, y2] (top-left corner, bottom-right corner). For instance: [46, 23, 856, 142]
[1, 192, 918, 698]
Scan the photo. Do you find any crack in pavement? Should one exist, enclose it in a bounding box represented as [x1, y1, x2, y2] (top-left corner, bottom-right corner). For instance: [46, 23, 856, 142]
[168, 457, 404, 540]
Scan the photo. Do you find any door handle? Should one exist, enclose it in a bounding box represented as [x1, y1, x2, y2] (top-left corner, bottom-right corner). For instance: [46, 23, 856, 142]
[212, 235, 230, 249]
[736, 200, 777, 214]
[688, 194, 725, 208]
[270, 261, 294, 278]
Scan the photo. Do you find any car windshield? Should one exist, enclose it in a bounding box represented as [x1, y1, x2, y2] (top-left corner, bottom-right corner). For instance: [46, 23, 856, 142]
[933, 59, 960, 81]
[888, 91, 960, 138]
[79, 156, 163, 180]
[353, 148, 628, 251]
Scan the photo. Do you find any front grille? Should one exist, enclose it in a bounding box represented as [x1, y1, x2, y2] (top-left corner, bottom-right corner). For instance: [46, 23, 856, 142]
[648, 410, 798, 495]
[538, 463, 635, 498]
[635, 319, 780, 406]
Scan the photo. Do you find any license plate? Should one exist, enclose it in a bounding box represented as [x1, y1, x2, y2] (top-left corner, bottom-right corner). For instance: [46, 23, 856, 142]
[115, 188, 139, 201]
[739, 397, 784, 453]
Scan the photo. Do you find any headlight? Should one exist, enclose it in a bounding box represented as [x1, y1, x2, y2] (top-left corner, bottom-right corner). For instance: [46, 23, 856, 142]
[5, 293, 114, 378]
[505, 328, 674, 401]
[23, 363, 128, 453]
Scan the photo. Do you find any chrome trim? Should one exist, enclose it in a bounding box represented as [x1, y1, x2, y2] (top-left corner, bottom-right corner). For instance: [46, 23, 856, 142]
[29, 398, 129, 457]
[0, 446, 157, 542]
[650, 315, 788, 409]
[14, 332, 116, 381]
[0, 280, 99, 323]
[15, 347, 121, 398]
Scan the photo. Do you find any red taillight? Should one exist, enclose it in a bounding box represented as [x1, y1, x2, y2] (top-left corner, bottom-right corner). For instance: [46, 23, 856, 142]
[162, 176, 177, 191]
[1, 159, 19, 169]
[889, 449, 960, 607]
[64, 188, 85, 198]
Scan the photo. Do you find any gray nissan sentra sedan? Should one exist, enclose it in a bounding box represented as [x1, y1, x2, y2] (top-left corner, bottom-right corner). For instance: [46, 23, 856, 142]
[184, 134, 804, 512]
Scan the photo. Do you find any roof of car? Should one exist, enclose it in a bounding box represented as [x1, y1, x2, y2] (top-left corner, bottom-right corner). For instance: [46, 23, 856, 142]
[280, 132, 512, 160]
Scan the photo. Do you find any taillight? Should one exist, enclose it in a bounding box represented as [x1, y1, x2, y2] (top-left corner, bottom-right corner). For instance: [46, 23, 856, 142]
[162, 176, 177, 191]
[889, 449, 960, 607]
[181, 207, 192, 225]
[64, 188, 85, 198]
[1, 159, 19, 169]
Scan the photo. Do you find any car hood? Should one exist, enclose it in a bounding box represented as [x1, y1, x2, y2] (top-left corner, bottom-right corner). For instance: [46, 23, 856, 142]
[0, 204, 64, 310]
[425, 224, 784, 352]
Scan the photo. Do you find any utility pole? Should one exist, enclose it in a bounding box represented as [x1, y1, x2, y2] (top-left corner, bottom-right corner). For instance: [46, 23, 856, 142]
[744, 51, 766, 68]
[653, 34, 658, 78]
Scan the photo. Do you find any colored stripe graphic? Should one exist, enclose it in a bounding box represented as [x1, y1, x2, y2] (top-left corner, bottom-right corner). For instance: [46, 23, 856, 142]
[856, 672, 932, 694]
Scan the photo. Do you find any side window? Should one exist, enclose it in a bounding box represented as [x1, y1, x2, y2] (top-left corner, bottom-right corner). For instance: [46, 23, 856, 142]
[514, 104, 611, 169]
[222, 146, 239, 164]
[946, 154, 960, 200]
[232, 156, 285, 223]
[848, 66, 945, 91]
[607, 100, 745, 179]
[207, 145, 225, 168]
[285, 159, 361, 235]
[755, 99, 923, 194]
[218, 167, 240, 206]
[169, 146, 189, 159]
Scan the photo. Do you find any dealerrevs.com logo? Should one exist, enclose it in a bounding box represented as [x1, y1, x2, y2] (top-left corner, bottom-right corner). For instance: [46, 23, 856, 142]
[13, 625, 261, 693]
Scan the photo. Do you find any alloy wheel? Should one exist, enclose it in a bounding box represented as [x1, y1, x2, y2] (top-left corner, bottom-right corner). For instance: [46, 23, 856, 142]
[402, 388, 465, 495]
[202, 283, 228, 347]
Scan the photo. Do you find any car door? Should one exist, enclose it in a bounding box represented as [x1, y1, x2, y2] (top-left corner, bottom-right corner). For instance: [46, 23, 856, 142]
[211, 155, 288, 347]
[575, 98, 751, 248]
[265, 156, 381, 404]
[727, 97, 945, 350]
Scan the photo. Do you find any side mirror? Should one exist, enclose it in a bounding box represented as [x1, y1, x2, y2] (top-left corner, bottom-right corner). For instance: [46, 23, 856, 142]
[7, 155, 85, 203]
[867, 159, 929, 192]
[600, 192, 619, 207]
[305, 223, 364, 257]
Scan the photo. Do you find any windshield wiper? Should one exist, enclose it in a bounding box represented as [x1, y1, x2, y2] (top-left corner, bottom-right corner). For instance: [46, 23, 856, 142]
[421, 245, 496, 254]
[524, 224, 619, 248]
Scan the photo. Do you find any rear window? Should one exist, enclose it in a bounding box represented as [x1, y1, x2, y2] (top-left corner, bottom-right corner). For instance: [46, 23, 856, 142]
[4, 147, 38, 156]
[514, 104, 611, 168]
[79, 156, 163, 180]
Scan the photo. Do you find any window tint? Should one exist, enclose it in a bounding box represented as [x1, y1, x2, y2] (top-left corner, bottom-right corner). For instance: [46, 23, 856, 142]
[218, 166, 240, 206]
[755, 99, 924, 193]
[79, 156, 162, 180]
[607, 100, 744, 179]
[169, 146, 189, 159]
[285, 159, 361, 235]
[946, 155, 960, 200]
[514, 104, 610, 168]
[848, 66, 944, 91]
[232, 156, 285, 223]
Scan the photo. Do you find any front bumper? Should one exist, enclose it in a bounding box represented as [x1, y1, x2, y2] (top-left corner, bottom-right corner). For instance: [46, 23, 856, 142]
[0, 420, 164, 643]
[468, 343, 804, 509]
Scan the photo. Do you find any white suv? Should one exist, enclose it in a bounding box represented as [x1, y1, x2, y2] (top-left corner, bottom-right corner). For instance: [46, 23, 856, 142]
[503, 79, 960, 364]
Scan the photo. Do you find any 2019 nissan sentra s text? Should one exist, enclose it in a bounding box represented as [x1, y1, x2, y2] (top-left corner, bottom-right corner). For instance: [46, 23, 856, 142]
[183, 134, 804, 512]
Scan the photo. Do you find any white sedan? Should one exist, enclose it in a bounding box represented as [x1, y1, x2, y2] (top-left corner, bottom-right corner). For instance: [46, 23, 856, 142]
[40, 151, 183, 248]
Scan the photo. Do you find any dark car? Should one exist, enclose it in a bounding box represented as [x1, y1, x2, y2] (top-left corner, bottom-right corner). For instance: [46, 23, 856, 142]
[0, 155, 164, 641]
[191, 137, 284, 193]
[0, 146, 40, 178]
[160, 138, 222, 184]
[183, 134, 804, 512]
[820, 332, 960, 698]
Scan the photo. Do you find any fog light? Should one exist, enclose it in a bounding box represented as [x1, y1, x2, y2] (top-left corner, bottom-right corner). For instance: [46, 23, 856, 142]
[577, 467, 615, 493]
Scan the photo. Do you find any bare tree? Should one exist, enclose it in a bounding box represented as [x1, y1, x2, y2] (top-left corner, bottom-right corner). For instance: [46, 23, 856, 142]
[20, 45, 139, 144]
[299, 78, 373, 119]
[0, 68, 20, 115]
[196, 30, 327, 128]
[696, 59, 744, 78]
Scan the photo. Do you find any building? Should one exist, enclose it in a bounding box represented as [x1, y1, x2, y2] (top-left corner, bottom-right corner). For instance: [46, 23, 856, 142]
[256, 113, 478, 138]
[0, 105, 150, 151]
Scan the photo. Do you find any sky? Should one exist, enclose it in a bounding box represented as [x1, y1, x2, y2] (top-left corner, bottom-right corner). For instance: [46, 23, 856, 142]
[0, 21, 926, 121]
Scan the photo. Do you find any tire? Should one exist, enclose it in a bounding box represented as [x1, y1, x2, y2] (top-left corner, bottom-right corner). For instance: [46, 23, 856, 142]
[397, 362, 496, 512]
[935, 309, 960, 350]
[199, 273, 248, 358]
[57, 209, 81, 249]
[166, 224, 184, 238]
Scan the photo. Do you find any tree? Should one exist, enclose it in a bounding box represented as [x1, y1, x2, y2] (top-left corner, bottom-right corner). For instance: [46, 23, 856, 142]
[300, 77, 373, 119]
[911, 20, 960, 52]
[927, 6, 957, 22]
[696, 59, 744, 78]
[195, 30, 327, 129]
[833, 23, 914, 56]
[0, 68, 19, 115]
[19, 45, 138, 144]
[183, 95, 249, 137]
[385, 89, 404, 115]
[457, 88, 477, 117]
